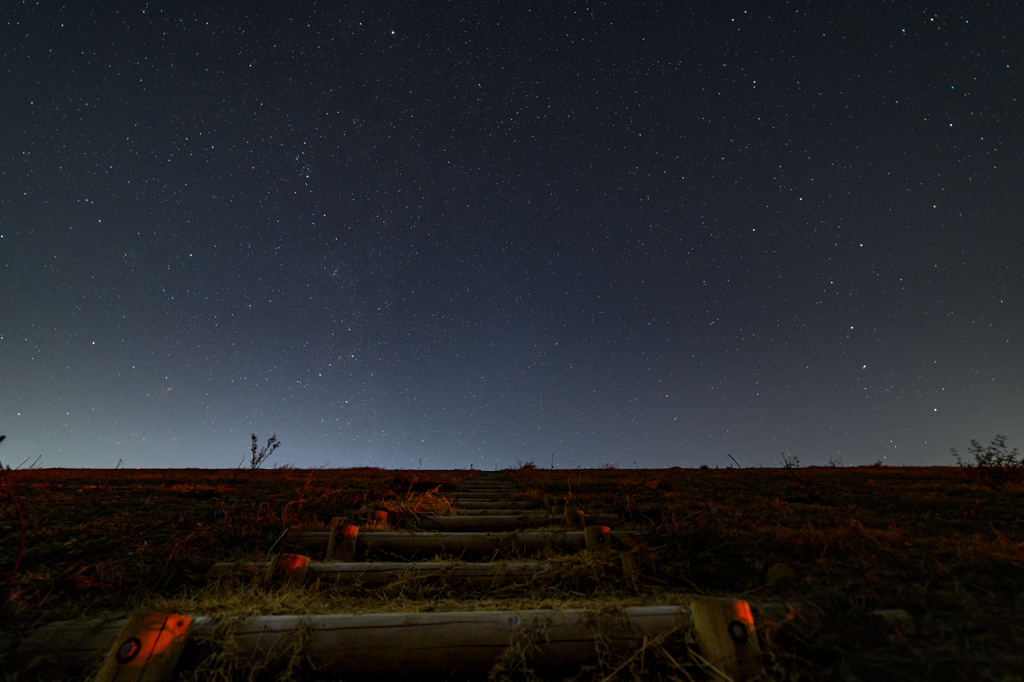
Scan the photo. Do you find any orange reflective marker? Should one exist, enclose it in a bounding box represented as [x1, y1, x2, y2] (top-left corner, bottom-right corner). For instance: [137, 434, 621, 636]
[368, 509, 389, 529]
[690, 597, 762, 681]
[95, 613, 192, 682]
[266, 553, 310, 587]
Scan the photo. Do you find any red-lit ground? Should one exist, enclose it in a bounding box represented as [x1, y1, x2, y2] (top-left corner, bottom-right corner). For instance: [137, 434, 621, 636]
[1, 465, 1022, 680]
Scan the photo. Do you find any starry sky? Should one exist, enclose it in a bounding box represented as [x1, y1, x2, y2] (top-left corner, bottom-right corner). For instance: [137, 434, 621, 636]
[2, 1, 1022, 470]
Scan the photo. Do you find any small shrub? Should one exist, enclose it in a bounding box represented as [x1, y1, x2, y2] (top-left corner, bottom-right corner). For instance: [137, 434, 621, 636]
[247, 433, 281, 469]
[780, 452, 821, 503]
[952, 435, 1024, 488]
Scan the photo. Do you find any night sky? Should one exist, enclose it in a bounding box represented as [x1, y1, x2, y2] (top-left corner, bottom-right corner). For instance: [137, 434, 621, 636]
[2, 2, 1022, 470]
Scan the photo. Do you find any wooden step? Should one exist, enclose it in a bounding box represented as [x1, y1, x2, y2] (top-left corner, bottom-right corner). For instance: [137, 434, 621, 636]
[448, 492, 526, 499]
[18, 601, 785, 680]
[422, 514, 618, 531]
[453, 500, 540, 509]
[207, 561, 555, 585]
[288, 530, 640, 555]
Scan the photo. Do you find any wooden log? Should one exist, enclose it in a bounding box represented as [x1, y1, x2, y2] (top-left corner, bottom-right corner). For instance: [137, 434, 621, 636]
[16, 603, 801, 677]
[210, 561, 555, 586]
[452, 500, 540, 510]
[456, 483, 518, 489]
[422, 514, 618, 531]
[288, 530, 640, 555]
[443, 508, 550, 516]
[18, 606, 691, 677]
[458, 485, 517, 490]
[449, 493, 523, 500]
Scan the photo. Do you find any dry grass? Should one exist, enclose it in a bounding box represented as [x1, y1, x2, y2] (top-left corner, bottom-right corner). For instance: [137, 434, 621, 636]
[2, 466, 1023, 680]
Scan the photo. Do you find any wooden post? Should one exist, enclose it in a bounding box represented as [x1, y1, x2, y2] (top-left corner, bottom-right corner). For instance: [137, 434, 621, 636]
[689, 597, 762, 681]
[564, 508, 585, 530]
[264, 554, 310, 588]
[621, 549, 640, 580]
[335, 524, 359, 561]
[366, 510, 389, 530]
[584, 525, 611, 553]
[325, 517, 347, 561]
[263, 552, 281, 583]
[93, 613, 191, 682]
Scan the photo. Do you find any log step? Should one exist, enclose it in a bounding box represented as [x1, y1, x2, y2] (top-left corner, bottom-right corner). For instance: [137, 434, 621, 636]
[455, 486, 519, 492]
[289, 530, 639, 555]
[17, 601, 786, 679]
[453, 500, 539, 509]
[207, 561, 555, 585]
[422, 514, 618, 531]
[449, 492, 526, 499]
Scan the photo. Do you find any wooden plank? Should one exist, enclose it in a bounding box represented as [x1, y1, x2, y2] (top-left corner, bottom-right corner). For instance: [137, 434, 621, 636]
[17, 603, 803, 675]
[449, 493, 524, 500]
[21, 607, 690, 677]
[455, 487, 519, 492]
[93, 613, 191, 682]
[211, 561, 555, 585]
[288, 530, 640, 555]
[442, 508, 551, 516]
[422, 513, 618, 531]
[453, 500, 540, 509]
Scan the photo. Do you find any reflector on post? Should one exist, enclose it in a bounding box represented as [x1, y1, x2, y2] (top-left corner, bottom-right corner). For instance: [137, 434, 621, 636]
[265, 554, 310, 587]
[584, 525, 611, 552]
[330, 524, 359, 562]
[564, 508, 585, 530]
[94, 613, 191, 682]
[690, 597, 762, 681]
[366, 509, 389, 530]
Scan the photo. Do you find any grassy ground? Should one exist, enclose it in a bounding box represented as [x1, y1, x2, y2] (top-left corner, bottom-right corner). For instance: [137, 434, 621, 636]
[1, 465, 1022, 680]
